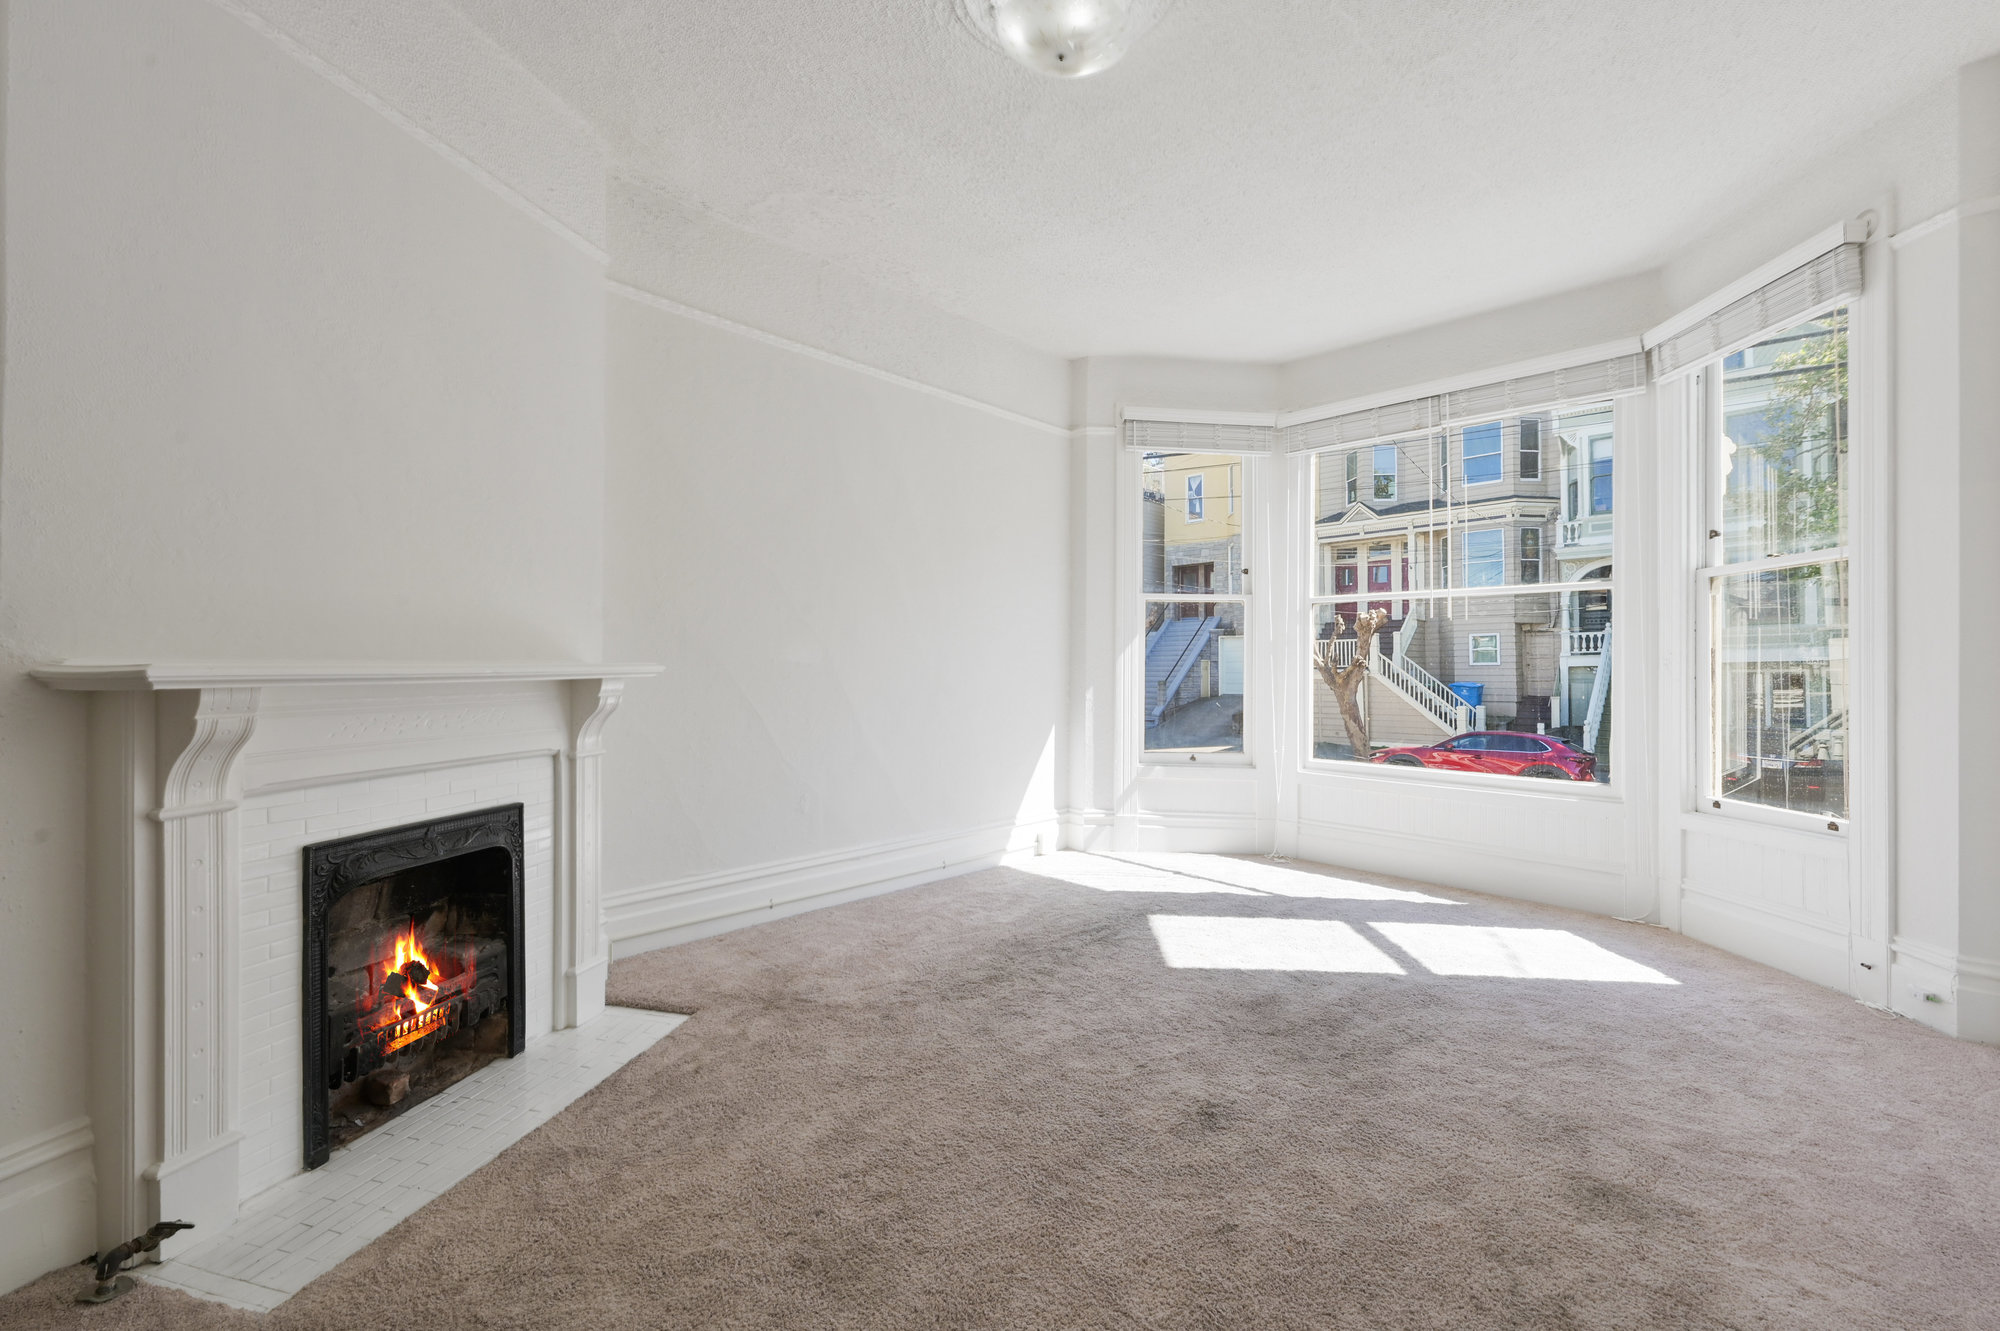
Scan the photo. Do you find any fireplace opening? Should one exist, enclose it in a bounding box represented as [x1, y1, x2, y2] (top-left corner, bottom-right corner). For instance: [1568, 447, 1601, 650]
[302, 805, 525, 1168]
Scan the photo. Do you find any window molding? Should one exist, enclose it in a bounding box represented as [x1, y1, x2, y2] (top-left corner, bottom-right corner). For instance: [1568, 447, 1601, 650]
[1646, 223, 1867, 379]
[1645, 219, 1868, 354]
[1131, 446, 1259, 770]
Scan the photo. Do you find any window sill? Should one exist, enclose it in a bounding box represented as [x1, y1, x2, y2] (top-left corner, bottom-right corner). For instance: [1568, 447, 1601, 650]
[1139, 753, 1255, 770]
[1298, 757, 1619, 800]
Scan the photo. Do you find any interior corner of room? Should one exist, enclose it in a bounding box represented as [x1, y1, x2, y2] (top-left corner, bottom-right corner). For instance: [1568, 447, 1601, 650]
[1, 1, 1997, 1323]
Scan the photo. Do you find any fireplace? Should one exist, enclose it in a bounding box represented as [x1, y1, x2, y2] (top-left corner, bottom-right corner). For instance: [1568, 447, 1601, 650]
[301, 804, 527, 1168]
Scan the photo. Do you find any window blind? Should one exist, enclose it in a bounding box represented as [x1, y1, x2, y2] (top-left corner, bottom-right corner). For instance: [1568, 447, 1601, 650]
[1281, 350, 1647, 455]
[1647, 243, 1861, 379]
[1122, 419, 1276, 454]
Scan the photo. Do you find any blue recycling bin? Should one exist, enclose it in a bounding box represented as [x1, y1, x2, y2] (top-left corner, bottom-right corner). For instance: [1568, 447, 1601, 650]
[1448, 682, 1484, 709]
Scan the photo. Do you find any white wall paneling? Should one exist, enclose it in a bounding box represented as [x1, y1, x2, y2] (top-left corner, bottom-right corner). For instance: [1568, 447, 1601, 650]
[0, 1118, 95, 1298]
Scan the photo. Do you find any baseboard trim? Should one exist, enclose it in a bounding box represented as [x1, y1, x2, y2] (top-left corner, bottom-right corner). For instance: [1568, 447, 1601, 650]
[0, 1118, 96, 1297]
[1679, 886, 1851, 994]
[605, 818, 1054, 958]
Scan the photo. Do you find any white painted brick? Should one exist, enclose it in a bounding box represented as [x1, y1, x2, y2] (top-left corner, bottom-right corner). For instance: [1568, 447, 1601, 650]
[234, 761, 560, 1202]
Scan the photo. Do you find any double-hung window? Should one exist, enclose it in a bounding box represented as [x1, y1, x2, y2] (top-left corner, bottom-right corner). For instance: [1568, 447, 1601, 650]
[1701, 309, 1850, 819]
[1305, 400, 1618, 779]
[1462, 422, 1503, 485]
[1142, 451, 1248, 757]
[1519, 418, 1542, 480]
[1464, 529, 1504, 586]
[1372, 444, 1398, 501]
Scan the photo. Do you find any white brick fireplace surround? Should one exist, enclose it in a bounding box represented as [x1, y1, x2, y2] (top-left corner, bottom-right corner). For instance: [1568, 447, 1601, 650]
[30, 661, 660, 1261]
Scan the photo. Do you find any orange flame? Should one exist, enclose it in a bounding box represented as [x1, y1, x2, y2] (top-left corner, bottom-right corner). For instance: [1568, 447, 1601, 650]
[389, 926, 438, 1013]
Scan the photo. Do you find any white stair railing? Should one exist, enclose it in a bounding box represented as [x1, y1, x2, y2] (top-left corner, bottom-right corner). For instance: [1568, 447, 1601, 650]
[1371, 651, 1464, 734]
[1316, 637, 1466, 734]
[1581, 627, 1613, 752]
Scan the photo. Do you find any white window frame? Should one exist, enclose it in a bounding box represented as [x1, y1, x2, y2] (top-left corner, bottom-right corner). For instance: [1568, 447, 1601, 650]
[1689, 298, 1855, 834]
[1186, 472, 1205, 522]
[1297, 399, 1624, 797]
[1460, 420, 1505, 487]
[1133, 449, 1256, 769]
[1468, 633, 1501, 665]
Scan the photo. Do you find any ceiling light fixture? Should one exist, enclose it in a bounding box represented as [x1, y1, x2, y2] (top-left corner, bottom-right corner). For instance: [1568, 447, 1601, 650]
[953, 0, 1174, 78]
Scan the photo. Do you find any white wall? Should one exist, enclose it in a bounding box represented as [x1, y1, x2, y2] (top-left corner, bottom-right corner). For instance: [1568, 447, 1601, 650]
[0, 0, 606, 1290]
[599, 288, 1071, 951]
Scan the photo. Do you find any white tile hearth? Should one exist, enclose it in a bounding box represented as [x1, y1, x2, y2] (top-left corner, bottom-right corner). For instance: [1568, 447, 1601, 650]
[142, 1005, 686, 1312]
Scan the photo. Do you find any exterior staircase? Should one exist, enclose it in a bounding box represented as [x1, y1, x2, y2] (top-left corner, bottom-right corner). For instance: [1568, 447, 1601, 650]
[1322, 638, 1467, 737]
[1145, 615, 1218, 727]
[1582, 627, 1612, 755]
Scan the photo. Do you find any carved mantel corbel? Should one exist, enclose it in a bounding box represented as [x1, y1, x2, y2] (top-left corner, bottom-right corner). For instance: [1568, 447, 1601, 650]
[557, 678, 627, 1028]
[147, 686, 262, 1241]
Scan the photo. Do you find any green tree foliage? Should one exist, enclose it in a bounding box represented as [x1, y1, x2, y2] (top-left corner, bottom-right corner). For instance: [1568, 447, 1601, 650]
[1727, 312, 1846, 555]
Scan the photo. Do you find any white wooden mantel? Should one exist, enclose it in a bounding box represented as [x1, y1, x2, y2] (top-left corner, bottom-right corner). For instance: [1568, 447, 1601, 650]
[33, 661, 660, 1253]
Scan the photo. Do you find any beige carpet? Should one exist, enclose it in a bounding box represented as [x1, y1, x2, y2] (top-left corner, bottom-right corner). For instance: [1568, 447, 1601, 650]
[7, 852, 2000, 1329]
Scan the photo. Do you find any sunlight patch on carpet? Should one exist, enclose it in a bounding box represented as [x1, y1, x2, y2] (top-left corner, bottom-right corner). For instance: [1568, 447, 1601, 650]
[1369, 923, 1679, 984]
[1148, 915, 1406, 972]
[1020, 851, 1460, 902]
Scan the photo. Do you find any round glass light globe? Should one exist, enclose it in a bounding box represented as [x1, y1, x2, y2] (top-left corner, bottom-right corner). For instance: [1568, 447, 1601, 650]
[987, 0, 1138, 77]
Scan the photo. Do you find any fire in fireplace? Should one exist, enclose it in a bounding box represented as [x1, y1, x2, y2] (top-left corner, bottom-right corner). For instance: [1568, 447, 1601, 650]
[302, 805, 525, 1167]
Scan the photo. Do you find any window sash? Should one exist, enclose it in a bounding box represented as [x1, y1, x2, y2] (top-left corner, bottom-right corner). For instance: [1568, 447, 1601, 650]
[1694, 328, 1852, 821]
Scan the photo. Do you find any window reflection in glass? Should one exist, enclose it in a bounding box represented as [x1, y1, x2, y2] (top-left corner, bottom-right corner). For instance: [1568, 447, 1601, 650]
[1464, 529, 1504, 587]
[1719, 309, 1847, 563]
[1372, 444, 1398, 501]
[1462, 422, 1503, 484]
[1713, 563, 1848, 818]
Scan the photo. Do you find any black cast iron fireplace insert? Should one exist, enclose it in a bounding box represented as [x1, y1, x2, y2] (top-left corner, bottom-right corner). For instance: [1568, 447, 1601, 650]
[301, 804, 526, 1168]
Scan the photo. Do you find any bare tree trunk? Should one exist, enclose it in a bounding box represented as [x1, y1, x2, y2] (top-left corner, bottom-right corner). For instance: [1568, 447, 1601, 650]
[1312, 609, 1391, 759]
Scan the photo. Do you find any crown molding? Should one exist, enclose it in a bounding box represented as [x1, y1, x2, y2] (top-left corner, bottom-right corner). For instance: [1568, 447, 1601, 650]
[32, 661, 662, 692]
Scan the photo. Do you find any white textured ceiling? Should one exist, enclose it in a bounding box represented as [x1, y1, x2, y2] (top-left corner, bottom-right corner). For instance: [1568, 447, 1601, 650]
[449, 0, 2000, 361]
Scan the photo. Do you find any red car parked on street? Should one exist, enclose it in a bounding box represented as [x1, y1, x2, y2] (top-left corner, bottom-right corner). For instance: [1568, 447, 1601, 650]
[1369, 731, 1597, 781]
